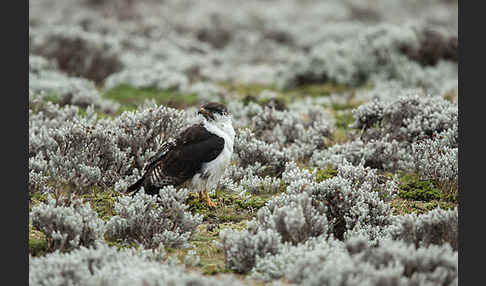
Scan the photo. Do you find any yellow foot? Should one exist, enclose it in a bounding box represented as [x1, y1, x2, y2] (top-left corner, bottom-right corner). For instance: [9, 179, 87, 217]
[205, 191, 218, 208]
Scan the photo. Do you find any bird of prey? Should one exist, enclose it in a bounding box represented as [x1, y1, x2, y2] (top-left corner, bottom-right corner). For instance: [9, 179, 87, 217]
[125, 102, 235, 207]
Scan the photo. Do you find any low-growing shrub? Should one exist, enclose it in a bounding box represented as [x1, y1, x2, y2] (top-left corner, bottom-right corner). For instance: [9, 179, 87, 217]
[104, 187, 202, 249]
[104, 65, 189, 91]
[237, 171, 283, 195]
[252, 237, 458, 285]
[219, 161, 400, 274]
[30, 26, 122, 83]
[390, 207, 458, 250]
[29, 101, 187, 194]
[352, 94, 457, 143]
[233, 128, 288, 177]
[410, 131, 458, 199]
[314, 167, 338, 182]
[285, 161, 398, 242]
[29, 242, 245, 286]
[401, 28, 458, 66]
[218, 228, 281, 274]
[29, 56, 120, 113]
[247, 192, 329, 245]
[398, 174, 443, 202]
[313, 94, 458, 176]
[277, 24, 457, 95]
[30, 195, 105, 252]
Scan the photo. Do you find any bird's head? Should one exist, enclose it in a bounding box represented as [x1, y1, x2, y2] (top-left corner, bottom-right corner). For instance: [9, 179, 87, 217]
[198, 102, 230, 121]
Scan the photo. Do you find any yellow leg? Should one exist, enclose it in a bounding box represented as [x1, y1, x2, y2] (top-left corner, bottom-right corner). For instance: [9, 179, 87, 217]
[199, 191, 204, 201]
[205, 190, 217, 207]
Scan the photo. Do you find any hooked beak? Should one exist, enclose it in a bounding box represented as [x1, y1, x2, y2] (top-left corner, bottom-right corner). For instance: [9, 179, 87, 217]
[198, 107, 213, 120]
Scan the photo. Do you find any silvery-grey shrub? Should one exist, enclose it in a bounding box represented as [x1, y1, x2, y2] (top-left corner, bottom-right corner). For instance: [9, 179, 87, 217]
[287, 161, 396, 241]
[233, 128, 288, 177]
[184, 250, 201, 267]
[109, 101, 187, 170]
[252, 106, 309, 146]
[311, 136, 415, 171]
[390, 207, 458, 251]
[250, 105, 333, 161]
[247, 192, 329, 245]
[219, 160, 398, 274]
[30, 242, 245, 286]
[104, 63, 189, 91]
[29, 54, 57, 74]
[217, 162, 283, 195]
[30, 109, 132, 193]
[277, 24, 456, 94]
[252, 237, 457, 285]
[30, 26, 122, 83]
[313, 94, 458, 173]
[30, 0, 456, 93]
[238, 170, 283, 195]
[29, 100, 187, 194]
[281, 161, 317, 186]
[352, 94, 457, 143]
[105, 187, 202, 249]
[410, 129, 458, 190]
[29, 56, 120, 114]
[29, 153, 50, 194]
[30, 74, 120, 114]
[250, 236, 344, 282]
[28, 0, 458, 283]
[219, 228, 281, 274]
[227, 101, 264, 129]
[30, 195, 105, 252]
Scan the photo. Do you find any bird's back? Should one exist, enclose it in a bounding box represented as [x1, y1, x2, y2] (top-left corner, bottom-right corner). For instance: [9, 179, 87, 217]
[126, 124, 225, 196]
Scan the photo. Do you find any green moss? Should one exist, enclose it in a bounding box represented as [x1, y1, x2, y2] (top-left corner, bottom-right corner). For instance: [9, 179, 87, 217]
[398, 174, 442, 202]
[29, 192, 48, 206]
[327, 101, 362, 111]
[202, 264, 230, 275]
[234, 196, 267, 210]
[29, 238, 48, 257]
[334, 111, 355, 130]
[441, 191, 458, 203]
[219, 81, 354, 103]
[29, 223, 48, 257]
[423, 201, 457, 211]
[218, 82, 278, 97]
[217, 221, 248, 233]
[284, 83, 352, 97]
[313, 167, 338, 183]
[185, 193, 212, 215]
[241, 94, 289, 110]
[186, 225, 228, 275]
[105, 240, 139, 250]
[390, 198, 457, 215]
[78, 187, 119, 221]
[43, 93, 61, 103]
[185, 191, 273, 224]
[443, 90, 456, 103]
[102, 84, 199, 112]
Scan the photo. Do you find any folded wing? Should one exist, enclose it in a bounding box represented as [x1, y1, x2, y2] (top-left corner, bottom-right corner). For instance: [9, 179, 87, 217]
[126, 124, 225, 196]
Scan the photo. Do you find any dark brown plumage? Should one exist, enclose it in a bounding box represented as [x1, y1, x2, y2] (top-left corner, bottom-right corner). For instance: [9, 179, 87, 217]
[125, 123, 225, 196]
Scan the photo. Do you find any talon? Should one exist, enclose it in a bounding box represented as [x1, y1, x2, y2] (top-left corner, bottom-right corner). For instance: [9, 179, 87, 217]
[205, 191, 217, 208]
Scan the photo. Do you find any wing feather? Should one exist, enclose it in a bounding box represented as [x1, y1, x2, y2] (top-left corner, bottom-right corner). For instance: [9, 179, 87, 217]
[141, 124, 225, 190]
[144, 138, 177, 172]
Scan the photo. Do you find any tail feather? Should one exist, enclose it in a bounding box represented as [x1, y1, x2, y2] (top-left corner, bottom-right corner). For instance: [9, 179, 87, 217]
[125, 177, 145, 196]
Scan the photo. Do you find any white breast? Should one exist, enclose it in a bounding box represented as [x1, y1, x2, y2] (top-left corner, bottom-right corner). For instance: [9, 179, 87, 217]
[191, 116, 235, 192]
